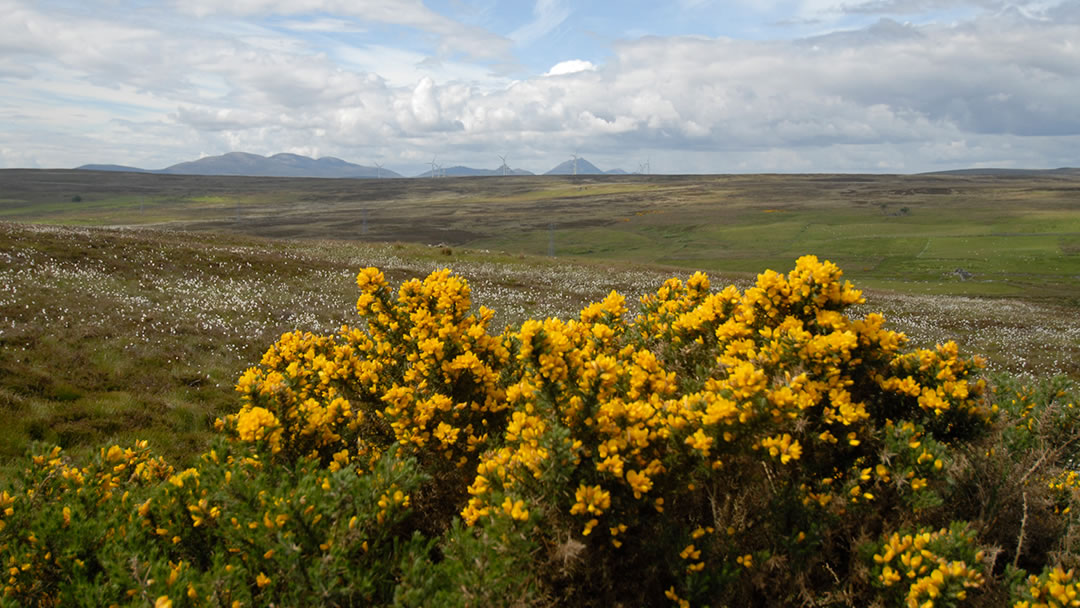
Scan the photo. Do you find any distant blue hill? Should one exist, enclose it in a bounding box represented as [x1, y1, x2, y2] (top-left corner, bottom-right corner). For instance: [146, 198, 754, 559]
[77, 152, 402, 179]
[75, 164, 152, 173]
[918, 167, 1080, 177]
[414, 165, 534, 178]
[159, 152, 402, 178]
[74, 152, 637, 178]
[545, 157, 615, 175]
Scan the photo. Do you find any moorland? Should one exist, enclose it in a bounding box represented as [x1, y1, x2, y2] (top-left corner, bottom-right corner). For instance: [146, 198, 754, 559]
[2, 168, 1078, 466]
[1, 169, 1077, 467]
[2, 168, 1080, 605]
[3, 169, 1079, 300]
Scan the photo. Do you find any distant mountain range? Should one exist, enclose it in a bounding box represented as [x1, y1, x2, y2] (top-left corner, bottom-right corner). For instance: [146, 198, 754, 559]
[77, 152, 402, 179]
[71, 154, 1080, 179]
[918, 167, 1080, 178]
[77, 164, 154, 173]
[75, 152, 629, 179]
[544, 158, 627, 176]
[415, 165, 534, 178]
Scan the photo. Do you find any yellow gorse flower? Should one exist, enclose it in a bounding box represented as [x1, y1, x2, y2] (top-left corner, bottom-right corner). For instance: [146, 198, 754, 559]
[873, 526, 986, 607]
[131, 255, 1000, 607]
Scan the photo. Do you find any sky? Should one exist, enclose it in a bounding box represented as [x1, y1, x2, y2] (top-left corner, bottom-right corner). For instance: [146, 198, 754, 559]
[1, 0, 1079, 175]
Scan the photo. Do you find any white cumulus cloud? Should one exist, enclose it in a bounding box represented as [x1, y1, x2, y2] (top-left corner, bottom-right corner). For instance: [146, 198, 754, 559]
[2, 0, 1079, 173]
[545, 59, 597, 76]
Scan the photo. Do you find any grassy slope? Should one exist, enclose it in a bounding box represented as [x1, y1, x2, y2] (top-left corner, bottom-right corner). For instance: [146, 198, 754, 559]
[2, 221, 1079, 477]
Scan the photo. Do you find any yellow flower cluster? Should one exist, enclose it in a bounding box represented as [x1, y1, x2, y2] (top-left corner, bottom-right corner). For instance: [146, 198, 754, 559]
[0, 492, 13, 534]
[116, 442, 419, 607]
[1015, 567, 1080, 607]
[216, 255, 993, 605]
[760, 433, 802, 464]
[465, 255, 988, 545]
[376, 485, 411, 524]
[1049, 471, 1080, 516]
[228, 329, 368, 462]
[832, 419, 951, 511]
[880, 340, 988, 419]
[228, 267, 511, 476]
[873, 527, 986, 608]
[2, 441, 173, 600]
[998, 382, 1080, 519]
[234, 406, 282, 449]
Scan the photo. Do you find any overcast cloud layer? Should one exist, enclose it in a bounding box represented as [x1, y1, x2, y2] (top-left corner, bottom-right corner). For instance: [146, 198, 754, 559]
[1, 0, 1078, 174]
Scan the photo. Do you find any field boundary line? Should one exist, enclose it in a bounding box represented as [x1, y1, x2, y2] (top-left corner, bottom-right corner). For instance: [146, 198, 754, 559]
[916, 237, 931, 258]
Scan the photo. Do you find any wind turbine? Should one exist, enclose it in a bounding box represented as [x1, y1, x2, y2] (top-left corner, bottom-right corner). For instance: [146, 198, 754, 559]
[571, 153, 579, 176]
[430, 156, 437, 179]
[373, 161, 383, 179]
[498, 153, 508, 176]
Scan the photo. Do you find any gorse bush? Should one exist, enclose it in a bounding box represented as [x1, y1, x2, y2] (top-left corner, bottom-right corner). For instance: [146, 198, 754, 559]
[3, 255, 1080, 607]
[0, 438, 429, 607]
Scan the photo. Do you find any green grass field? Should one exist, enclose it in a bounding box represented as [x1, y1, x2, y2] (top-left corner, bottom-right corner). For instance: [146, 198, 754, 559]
[3, 169, 1078, 302]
